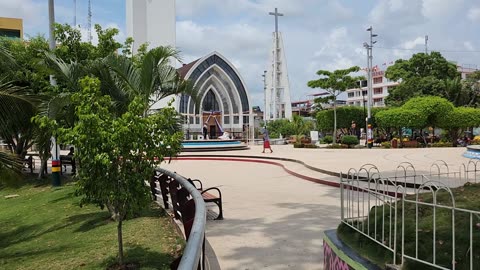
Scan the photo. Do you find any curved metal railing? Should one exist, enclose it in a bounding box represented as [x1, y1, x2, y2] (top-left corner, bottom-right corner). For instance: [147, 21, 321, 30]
[155, 167, 206, 270]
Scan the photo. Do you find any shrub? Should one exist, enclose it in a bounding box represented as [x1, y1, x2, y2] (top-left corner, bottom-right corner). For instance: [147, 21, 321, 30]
[304, 144, 317, 149]
[381, 141, 391, 148]
[430, 142, 453, 147]
[323, 135, 333, 144]
[293, 143, 304, 148]
[341, 135, 359, 148]
[326, 144, 348, 149]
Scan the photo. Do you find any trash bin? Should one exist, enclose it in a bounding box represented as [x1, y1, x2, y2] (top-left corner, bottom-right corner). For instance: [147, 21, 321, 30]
[391, 139, 398, 148]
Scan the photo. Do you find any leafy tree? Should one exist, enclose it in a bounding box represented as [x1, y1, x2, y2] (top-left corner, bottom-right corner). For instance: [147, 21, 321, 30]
[402, 96, 454, 130]
[438, 107, 480, 146]
[54, 23, 95, 63]
[384, 52, 459, 106]
[460, 71, 480, 107]
[59, 77, 183, 266]
[94, 24, 122, 58]
[375, 108, 427, 144]
[308, 66, 364, 143]
[291, 114, 312, 141]
[316, 106, 364, 132]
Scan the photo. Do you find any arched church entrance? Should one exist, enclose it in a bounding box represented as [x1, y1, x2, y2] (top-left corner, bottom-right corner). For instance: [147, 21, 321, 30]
[202, 89, 222, 139]
[176, 52, 253, 140]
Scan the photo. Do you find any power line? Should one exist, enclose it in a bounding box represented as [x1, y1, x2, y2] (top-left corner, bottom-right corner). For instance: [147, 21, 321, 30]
[373, 46, 480, 53]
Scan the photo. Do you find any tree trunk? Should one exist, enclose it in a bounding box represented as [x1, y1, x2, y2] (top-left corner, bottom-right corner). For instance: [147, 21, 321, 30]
[38, 159, 48, 179]
[399, 127, 403, 148]
[333, 97, 337, 144]
[117, 217, 124, 266]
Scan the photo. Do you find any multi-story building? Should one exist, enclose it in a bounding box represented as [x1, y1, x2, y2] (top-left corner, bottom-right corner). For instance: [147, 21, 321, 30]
[346, 65, 478, 108]
[0, 17, 23, 39]
[346, 70, 398, 108]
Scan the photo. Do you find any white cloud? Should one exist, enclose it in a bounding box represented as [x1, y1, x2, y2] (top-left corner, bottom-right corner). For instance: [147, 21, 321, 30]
[468, 7, 480, 22]
[464, 41, 475, 51]
[403, 37, 425, 50]
[422, 0, 465, 20]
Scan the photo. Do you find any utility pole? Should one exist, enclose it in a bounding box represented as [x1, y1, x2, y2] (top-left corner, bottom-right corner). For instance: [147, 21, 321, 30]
[269, 8, 283, 120]
[262, 70, 267, 124]
[365, 26, 377, 149]
[73, 0, 76, 27]
[88, 0, 92, 43]
[425, 35, 428, 54]
[49, 0, 61, 186]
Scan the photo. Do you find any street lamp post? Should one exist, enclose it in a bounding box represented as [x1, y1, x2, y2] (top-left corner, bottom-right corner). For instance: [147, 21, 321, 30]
[365, 26, 377, 149]
[362, 90, 366, 145]
[49, 0, 61, 186]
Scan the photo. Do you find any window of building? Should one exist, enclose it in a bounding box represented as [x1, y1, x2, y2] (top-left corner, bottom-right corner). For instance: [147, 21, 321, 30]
[224, 116, 230, 124]
[0, 29, 21, 39]
[243, 116, 249, 124]
[348, 92, 354, 98]
[373, 77, 383, 84]
[234, 116, 239, 124]
[374, 87, 383, 95]
[374, 98, 383, 103]
[202, 90, 220, 112]
[362, 90, 367, 96]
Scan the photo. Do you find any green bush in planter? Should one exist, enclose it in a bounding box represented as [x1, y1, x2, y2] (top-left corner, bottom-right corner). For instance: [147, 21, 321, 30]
[326, 144, 348, 149]
[304, 144, 317, 149]
[341, 135, 359, 148]
[381, 141, 391, 148]
[323, 136, 333, 144]
[293, 143, 304, 148]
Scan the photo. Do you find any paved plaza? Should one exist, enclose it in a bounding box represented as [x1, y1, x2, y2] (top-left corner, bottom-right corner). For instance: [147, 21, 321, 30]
[160, 146, 471, 269]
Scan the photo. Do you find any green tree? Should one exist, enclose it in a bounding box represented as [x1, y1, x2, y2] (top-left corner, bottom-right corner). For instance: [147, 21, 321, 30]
[460, 71, 480, 107]
[402, 96, 454, 131]
[385, 52, 459, 106]
[438, 107, 480, 146]
[308, 66, 364, 143]
[103, 46, 197, 114]
[59, 77, 183, 266]
[291, 114, 312, 141]
[375, 108, 427, 144]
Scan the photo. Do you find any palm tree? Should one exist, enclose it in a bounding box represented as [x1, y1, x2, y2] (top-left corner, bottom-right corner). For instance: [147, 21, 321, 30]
[0, 47, 36, 179]
[103, 46, 198, 115]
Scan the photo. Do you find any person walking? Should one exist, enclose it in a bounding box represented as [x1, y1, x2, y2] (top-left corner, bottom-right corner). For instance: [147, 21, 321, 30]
[203, 124, 208, 140]
[262, 127, 273, 153]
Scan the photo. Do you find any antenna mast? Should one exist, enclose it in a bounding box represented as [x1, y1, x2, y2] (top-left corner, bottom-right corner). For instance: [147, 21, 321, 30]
[88, 0, 92, 42]
[73, 0, 76, 26]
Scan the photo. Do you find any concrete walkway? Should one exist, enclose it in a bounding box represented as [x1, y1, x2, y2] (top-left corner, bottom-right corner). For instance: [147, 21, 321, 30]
[161, 146, 473, 269]
[161, 160, 341, 270]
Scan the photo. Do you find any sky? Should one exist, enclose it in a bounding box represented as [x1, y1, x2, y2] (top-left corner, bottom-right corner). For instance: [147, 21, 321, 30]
[1, 0, 480, 108]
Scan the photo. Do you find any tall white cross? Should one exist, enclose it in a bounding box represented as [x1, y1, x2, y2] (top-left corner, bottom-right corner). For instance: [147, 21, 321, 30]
[269, 8, 283, 120]
[269, 8, 283, 34]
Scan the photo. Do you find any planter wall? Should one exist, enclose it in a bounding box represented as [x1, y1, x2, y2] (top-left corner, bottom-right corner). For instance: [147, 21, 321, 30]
[323, 230, 380, 270]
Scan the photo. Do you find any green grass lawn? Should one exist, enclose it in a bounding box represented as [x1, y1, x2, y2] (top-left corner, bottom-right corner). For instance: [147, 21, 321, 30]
[338, 182, 480, 270]
[0, 177, 184, 269]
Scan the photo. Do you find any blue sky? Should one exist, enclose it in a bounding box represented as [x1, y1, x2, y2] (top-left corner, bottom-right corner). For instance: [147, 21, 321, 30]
[2, 0, 480, 107]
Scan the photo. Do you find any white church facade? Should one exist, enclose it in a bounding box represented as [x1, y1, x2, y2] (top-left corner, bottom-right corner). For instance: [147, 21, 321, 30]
[177, 52, 253, 138]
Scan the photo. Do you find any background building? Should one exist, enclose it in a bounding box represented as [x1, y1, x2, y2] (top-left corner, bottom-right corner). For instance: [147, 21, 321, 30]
[0, 17, 23, 39]
[346, 65, 478, 108]
[126, 0, 175, 53]
[346, 70, 397, 107]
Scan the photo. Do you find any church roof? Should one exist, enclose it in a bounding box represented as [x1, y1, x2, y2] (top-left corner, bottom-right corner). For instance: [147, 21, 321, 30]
[177, 59, 200, 79]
